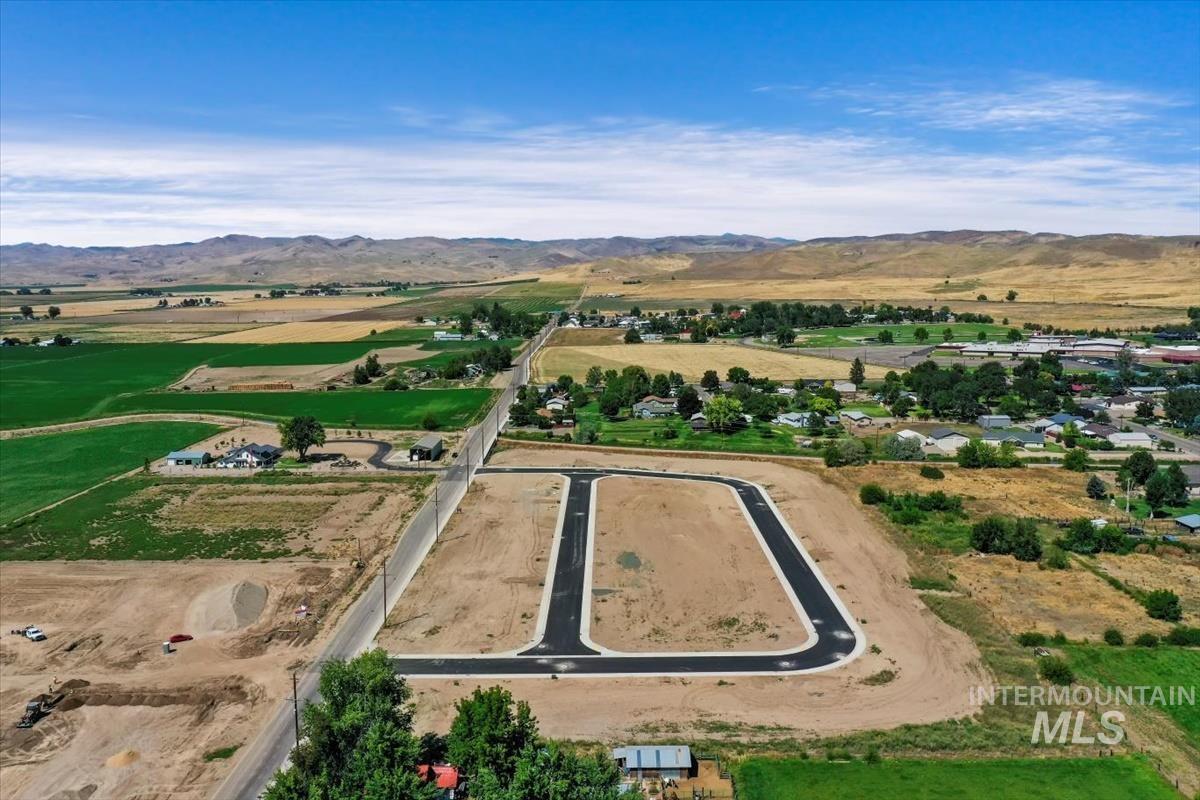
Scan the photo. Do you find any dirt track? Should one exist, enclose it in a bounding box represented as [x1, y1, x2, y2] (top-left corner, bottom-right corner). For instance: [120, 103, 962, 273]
[406, 446, 986, 741]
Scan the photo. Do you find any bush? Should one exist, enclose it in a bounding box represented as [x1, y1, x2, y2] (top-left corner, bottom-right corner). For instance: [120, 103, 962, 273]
[421, 412, 440, 431]
[1085, 474, 1108, 500]
[1134, 633, 1159, 648]
[1103, 628, 1125, 646]
[1051, 631, 1067, 645]
[1164, 626, 1200, 647]
[1062, 448, 1091, 472]
[919, 465, 944, 480]
[823, 437, 868, 467]
[382, 377, 408, 391]
[1038, 657, 1074, 686]
[1041, 547, 1069, 570]
[859, 483, 889, 505]
[881, 433, 924, 461]
[1017, 631, 1048, 647]
[1143, 589, 1183, 622]
[970, 516, 1042, 562]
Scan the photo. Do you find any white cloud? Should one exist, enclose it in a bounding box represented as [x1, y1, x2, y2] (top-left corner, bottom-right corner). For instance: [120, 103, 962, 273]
[0, 119, 1197, 246]
[815, 77, 1189, 132]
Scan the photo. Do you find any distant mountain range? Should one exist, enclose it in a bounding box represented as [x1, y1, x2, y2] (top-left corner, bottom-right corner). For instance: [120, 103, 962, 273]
[0, 230, 1195, 286]
[0, 233, 790, 285]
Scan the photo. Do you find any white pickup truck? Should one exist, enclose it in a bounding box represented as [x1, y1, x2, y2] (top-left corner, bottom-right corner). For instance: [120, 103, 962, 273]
[10, 626, 46, 642]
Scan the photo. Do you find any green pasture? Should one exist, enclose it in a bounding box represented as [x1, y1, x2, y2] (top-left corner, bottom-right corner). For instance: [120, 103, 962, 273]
[792, 323, 1015, 348]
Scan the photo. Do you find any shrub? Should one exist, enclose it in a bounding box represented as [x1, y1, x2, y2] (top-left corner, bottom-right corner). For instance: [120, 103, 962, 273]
[1085, 474, 1108, 500]
[859, 483, 889, 505]
[1062, 448, 1091, 472]
[864, 747, 882, 764]
[1038, 657, 1074, 686]
[1143, 589, 1183, 622]
[1017, 631, 1048, 647]
[919, 465, 944, 480]
[1134, 632, 1159, 648]
[1051, 631, 1067, 645]
[824, 437, 868, 467]
[1103, 628, 1125, 646]
[1164, 626, 1200, 647]
[1041, 547, 1069, 570]
[421, 412, 440, 431]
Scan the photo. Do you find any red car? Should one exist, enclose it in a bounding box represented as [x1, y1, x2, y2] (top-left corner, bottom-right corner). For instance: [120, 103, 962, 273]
[168, 634, 194, 644]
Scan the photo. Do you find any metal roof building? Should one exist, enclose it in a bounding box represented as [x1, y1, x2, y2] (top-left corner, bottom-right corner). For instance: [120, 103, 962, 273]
[612, 745, 693, 779]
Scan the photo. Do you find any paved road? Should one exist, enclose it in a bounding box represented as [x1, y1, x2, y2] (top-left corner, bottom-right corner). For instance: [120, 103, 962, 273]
[212, 324, 555, 800]
[1122, 420, 1200, 456]
[389, 466, 862, 677]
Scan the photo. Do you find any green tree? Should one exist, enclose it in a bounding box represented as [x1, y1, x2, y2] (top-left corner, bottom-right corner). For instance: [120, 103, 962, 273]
[942, 327, 954, 342]
[675, 385, 702, 418]
[1122, 449, 1157, 486]
[353, 363, 371, 384]
[1143, 590, 1183, 622]
[18, 305, 33, 318]
[700, 369, 720, 390]
[727, 366, 751, 384]
[598, 386, 624, 419]
[1006, 327, 1022, 342]
[278, 415, 326, 461]
[47, 305, 61, 319]
[913, 327, 929, 343]
[1039, 657, 1074, 686]
[849, 358, 866, 386]
[585, 365, 603, 387]
[881, 433, 924, 461]
[877, 329, 894, 344]
[1163, 463, 1190, 506]
[1144, 471, 1175, 514]
[704, 395, 743, 432]
[1062, 448, 1091, 472]
[623, 327, 642, 344]
[650, 373, 671, 398]
[891, 396, 915, 418]
[823, 437, 868, 467]
[775, 323, 796, 345]
[1086, 474, 1108, 500]
[264, 649, 437, 800]
[484, 742, 633, 800]
[1006, 289, 1018, 302]
[447, 686, 538, 787]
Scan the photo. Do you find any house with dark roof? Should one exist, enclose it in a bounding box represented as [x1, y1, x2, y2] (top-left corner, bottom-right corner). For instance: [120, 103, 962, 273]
[1174, 514, 1200, 534]
[216, 443, 283, 469]
[927, 427, 969, 453]
[632, 395, 677, 418]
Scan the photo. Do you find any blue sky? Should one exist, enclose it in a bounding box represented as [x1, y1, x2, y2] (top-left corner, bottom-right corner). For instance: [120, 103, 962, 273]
[1, 0, 1198, 244]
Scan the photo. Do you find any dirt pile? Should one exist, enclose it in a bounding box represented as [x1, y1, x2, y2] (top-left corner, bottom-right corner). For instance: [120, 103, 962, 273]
[186, 581, 268, 636]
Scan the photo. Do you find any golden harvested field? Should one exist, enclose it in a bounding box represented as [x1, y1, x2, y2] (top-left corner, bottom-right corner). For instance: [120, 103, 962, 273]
[532, 341, 889, 382]
[222, 296, 401, 311]
[187, 320, 412, 343]
[546, 327, 625, 345]
[5, 297, 168, 318]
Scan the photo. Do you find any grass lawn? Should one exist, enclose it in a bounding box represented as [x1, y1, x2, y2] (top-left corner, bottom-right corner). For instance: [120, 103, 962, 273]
[1122, 496, 1200, 521]
[564, 403, 813, 456]
[733, 756, 1177, 800]
[1064, 644, 1200, 746]
[841, 401, 890, 417]
[0, 421, 224, 524]
[792, 323, 1015, 349]
[107, 387, 494, 428]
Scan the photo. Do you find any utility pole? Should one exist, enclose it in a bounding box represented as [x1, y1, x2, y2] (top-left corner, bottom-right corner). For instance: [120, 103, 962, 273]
[291, 672, 300, 748]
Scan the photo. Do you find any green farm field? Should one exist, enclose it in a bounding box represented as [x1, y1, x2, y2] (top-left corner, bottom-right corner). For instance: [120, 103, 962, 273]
[791, 323, 1016, 348]
[732, 756, 1178, 800]
[106, 387, 495, 428]
[0, 339, 497, 428]
[1064, 644, 1200, 744]
[0, 421, 224, 524]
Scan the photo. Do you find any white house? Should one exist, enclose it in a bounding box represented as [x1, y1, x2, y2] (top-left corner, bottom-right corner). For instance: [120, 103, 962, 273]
[895, 429, 925, 442]
[927, 427, 969, 453]
[216, 443, 283, 469]
[433, 330, 464, 341]
[544, 397, 569, 412]
[832, 381, 858, 397]
[1107, 432, 1153, 449]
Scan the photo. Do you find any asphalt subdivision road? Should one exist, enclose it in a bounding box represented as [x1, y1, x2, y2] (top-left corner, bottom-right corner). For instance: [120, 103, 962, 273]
[390, 466, 862, 677]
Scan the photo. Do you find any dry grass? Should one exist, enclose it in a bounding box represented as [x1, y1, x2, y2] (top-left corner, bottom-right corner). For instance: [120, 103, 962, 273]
[187, 320, 411, 343]
[831, 464, 1100, 520]
[1097, 551, 1200, 620]
[532, 341, 889, 382]
[951, 553, 1173, 640]
[546, 327, 625, 346]
[223, 296, 400, 311]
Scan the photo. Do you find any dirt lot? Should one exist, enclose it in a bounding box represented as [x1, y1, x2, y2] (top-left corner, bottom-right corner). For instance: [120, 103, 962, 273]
[546, 327, 625, 346]
[532, 341, 889, 383]
[406, 445, 986, 741]
[378, 474, 562, 654]
[950, 553, 1179, 640]
[0, 560, 359, 800]
[169, 345, 430, 391]
[589, 477, 808, 652]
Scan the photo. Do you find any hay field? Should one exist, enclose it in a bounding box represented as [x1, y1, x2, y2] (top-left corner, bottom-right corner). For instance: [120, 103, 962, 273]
[222, 296, 401, 311]
[188, 320, 412, 343]
[532, 341, 889, 382]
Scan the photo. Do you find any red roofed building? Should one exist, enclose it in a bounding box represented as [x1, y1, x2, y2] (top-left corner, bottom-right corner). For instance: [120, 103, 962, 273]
[417, 764, 461, 798]
[728, 310, 744, 320]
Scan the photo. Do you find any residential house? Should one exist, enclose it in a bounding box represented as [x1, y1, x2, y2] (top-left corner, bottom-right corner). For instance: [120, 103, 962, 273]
[689, 412, 708, 431]
[774, 411, 812, 428]
[832, 381, 858, 398]
[976, 414, 1012, 429]
[1182, 465, 1200, 498]
[895, 429, 926, 442]
[1129, 386, 1168, 396]
[544, 397, 569, 413]
[641, 332, 664, 343]
[1106, 395, 1142, 414]
[612, 745, 694, 781]
[164, 450, 211, 467]
[1107, 432, 1154, 449]
[927, 427, 969, 453]
[632, 395, 677, 418]
[1080, 422, 1118, 440]
[840, 410, 872, 426]
[216, 443, 283, 469]
[982, 430, 1045, 449]
[432, 331, 463, 341]
[416, 764, 462, 798]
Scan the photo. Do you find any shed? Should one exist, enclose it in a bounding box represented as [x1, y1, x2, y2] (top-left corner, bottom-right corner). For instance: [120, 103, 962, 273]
[976, 414, 1012, 429]
[1174, 514, 1200, 534]
[165, 450, 211, 467]
[612, 745, 693, 780]
[409, 434, 444, 462]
